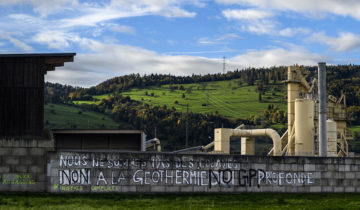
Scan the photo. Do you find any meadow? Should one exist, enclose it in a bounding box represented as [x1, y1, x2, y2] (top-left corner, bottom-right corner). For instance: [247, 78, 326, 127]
[75, 79, 287, 119]
[44, 103, 119, 129]
[349, 125, 360, 133]
[0, 193, 359, 210]
[70, 79, 360, 135]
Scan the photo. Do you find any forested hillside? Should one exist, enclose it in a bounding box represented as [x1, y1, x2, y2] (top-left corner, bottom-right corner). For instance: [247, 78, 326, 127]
[44, 65, 360, 152]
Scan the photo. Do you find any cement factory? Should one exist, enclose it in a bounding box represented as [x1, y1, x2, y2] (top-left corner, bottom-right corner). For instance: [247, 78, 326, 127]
[152, 63, 352, 158]
[0, 53, 358, 193]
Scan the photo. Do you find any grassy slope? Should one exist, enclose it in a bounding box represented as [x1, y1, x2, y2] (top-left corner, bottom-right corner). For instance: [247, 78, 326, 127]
[44, 103, 119, 129]
[349, 125, 360, 133]
[0, 193, 359, 210]
[76, 79, 287, 119]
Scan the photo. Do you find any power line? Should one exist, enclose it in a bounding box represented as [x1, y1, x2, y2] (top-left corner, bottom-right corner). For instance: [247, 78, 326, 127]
[209, 93, 240, 114]
[208, 96, 240, 117]
[208, 97, 238, 117]
[198, 91, 240, 117]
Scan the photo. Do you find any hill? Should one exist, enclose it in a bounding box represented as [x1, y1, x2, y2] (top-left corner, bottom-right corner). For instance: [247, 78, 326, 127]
[45, 65, 360, 152]
[74, 79, 287, 119]
[44, 103, 121, 129]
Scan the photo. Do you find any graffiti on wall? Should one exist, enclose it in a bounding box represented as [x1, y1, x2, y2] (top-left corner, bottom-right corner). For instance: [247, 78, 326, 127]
[0, 174, 35, 185]
[52, 154, 314, 192]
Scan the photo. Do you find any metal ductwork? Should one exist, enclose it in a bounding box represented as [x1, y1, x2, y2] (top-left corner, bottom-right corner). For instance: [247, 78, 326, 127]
[318, 62, 327, 157]
[146, 138, 161, 152]
[214, 128, 281, 156]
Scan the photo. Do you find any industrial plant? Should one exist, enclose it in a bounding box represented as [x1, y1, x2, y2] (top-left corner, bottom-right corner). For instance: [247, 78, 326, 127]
[0, 53, 359, 193]
[154, 63, 352, 158]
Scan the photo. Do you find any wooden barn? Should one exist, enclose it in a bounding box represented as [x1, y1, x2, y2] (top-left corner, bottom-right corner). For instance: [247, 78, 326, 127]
[0, 53, 76, 138]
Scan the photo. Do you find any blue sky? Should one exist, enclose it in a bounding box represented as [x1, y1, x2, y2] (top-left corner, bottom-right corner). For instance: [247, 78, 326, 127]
[1, 0, 360, 87]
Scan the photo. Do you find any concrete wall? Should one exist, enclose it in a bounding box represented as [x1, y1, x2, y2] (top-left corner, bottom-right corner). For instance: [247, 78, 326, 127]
[0, 138, 54, 192]
[48, 151, 360, 193]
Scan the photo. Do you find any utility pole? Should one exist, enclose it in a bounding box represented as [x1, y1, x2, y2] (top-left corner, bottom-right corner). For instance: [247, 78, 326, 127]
[185, 104, 189, 148]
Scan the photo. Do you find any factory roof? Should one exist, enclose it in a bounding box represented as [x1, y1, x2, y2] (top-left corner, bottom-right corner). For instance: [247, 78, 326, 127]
[52, 129, 144, 134]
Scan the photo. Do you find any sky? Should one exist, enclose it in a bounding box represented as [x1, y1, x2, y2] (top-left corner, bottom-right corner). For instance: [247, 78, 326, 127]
[1, 0, 360, 87]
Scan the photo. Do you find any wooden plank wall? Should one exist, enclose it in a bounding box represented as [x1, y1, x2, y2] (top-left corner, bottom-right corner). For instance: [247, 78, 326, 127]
[0, 57, 45, 138]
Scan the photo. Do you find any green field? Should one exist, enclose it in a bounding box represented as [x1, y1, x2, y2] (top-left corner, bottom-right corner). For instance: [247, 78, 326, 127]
[0, 193, 359, 210]
[44, 103, 119, 129]
[349, 125, 360, 133]
[75, 80, 287, 119]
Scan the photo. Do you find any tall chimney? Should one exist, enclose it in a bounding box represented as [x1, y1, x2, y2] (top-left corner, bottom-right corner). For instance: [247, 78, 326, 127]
[318, 62, 327, 157]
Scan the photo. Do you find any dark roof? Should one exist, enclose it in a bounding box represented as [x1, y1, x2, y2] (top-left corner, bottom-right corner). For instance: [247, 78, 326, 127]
[51, 129, 144, 134]
[0, 53, 76, 58]
[0, 53, 76, 71]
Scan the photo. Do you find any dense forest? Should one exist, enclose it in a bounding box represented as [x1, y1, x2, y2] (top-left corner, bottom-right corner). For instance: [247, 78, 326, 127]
[45, 65, 360, 152]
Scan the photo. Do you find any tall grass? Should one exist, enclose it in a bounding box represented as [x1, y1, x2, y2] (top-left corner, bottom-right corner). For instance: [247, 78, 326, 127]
[0, 193, 359, 210]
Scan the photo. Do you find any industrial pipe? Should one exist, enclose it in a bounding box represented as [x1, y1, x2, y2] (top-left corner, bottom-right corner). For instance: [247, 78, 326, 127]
[231, 129, 281, 156]
[203, 141, 214, 151]
[318, 62, 327, 157]
[146, 138, 161, 152]
[171, 146, 204, 153]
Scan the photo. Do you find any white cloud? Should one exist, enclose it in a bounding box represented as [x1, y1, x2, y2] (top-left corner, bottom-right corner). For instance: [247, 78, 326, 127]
[278, 27, 310, 37]
[58, 0, 197, 28]
[45, 41, 222, 87]
[216, 0, 360, 20]
[231, 47, 326, 67]
[198, 33, 240, 45]
[45, 39, 327, 87]
[2, 0, 197, 29]
[222, 9, 273, 20]
[308, 32, 360, 52]
[222, 9, 311, 36]
[0, 30, 33, 51]
[32, 31, 80, 50]
[110, 0, 197, 17]
[109, 24, 135, 35]
[0, 0, 78, 17]
[222, 9, 278, 35]
[222, 8, 313, 36]
[242, 19, 277, 35]
[59, 7, 139, 28]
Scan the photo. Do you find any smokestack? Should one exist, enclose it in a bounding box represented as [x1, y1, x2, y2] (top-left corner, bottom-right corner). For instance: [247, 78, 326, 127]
[318, 62, 327, 157]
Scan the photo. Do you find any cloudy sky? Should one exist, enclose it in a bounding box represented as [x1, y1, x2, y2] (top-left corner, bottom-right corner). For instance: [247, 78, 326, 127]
[1, 0, 360, 87]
